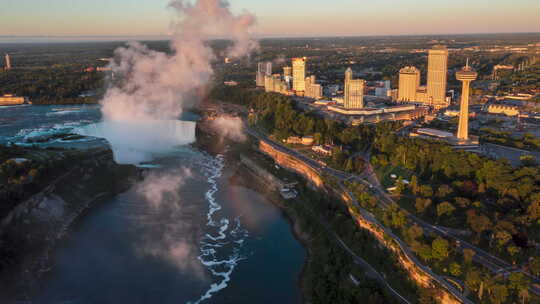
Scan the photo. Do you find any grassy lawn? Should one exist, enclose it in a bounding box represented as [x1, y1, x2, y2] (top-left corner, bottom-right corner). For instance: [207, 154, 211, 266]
[375, 165, 414, 189]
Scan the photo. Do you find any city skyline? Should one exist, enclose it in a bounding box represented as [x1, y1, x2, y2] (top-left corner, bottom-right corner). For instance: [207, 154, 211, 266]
[1, 0, 540, 38]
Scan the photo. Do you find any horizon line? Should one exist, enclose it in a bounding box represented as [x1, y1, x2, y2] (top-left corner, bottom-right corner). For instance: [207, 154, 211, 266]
[1, 31, 540, 44]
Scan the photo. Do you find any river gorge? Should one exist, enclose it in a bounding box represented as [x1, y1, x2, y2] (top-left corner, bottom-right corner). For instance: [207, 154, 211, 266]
[0, 104, 305, 304]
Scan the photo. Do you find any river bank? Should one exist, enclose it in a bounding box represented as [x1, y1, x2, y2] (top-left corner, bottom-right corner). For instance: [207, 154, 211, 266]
[195, 116, 311, 303]
[235, 138, 411, 303]
[0, 147, 140, 302]
[238, 155, 312, 304]
[195, 108, 409, 303]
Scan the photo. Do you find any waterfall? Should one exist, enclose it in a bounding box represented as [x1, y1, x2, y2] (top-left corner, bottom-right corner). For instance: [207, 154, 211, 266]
[76, 120, 196, 165]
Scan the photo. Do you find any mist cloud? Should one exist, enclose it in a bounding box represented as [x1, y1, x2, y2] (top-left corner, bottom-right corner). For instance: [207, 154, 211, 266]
[209, 116, 246, 142]
[101, 0, 258, 122]
[87, 0, 257, 165]
[135, 169, 206, 278]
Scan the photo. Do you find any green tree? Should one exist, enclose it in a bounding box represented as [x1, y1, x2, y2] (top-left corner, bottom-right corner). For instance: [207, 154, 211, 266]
[431, 237, 450, 261]
[405, 225, 424, 243]
[410, 175, 419, 194]
[494, 230, 513, 247]
[454, 197, 471, 208]
[527, 201, 540, 223]
[530, 257, 540, 276]
[449, 262, 462, 277]
[415, 198, 432, 213]
[436, 202, 456, 218]
[419, 185, 433, 197]
[507, 245, 521, 257]
[509, 273, 530, 299]
[436, 184, 453, 198]
[467, 210, 492, 237]
[465, 268, 482, 294]
[489, 284, 508, 304]
[418, 244, 433, 262]
[463, 249, 475, 265]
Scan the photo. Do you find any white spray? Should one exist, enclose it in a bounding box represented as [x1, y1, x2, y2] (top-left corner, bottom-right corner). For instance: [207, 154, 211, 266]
[102, 0, 257, 122]
[83, 0, 257, 164]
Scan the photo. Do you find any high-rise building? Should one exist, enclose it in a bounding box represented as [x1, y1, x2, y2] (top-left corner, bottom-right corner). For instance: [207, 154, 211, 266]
[311, 84, 322, 99]
[4, 54, 11, 71]
[344, 68, 353, 105]
[345, 79, 365, 109]
[398, 66, 421, 102]
[426, 45, 449, 107]
[265, 62, 273, 76]
[305, 76, 312, 92]
[256, 61, 272, 87]
[265, 74, 288, 94]
[292, 57, 307, 92]
[304, 75, 322, 99]
[256, 62, 265, 87]
[283, 66, 292, 77]
[264, 75, 274, 92]
[456, 61, 478, 140]
[345, 67, 353, 83]
[397, 46, 449, 108]
[344, 67, 365, 109]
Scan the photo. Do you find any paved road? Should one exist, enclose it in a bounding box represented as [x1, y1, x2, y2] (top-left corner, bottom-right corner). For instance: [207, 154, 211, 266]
[245, 127, 414, 303]
[340, 184, 474, 304]
[245, 126, 474, 303]
[246, 124, 540, 300]
[352, 150, 540, 297]
[481, 142, 540, 167]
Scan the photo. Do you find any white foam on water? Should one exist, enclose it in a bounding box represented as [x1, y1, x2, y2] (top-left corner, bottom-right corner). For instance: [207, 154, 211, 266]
[46, 110, 83, 116]
[0, 104, 30, 109]
[190, 155, 249, 304]
[75, 120, 196, 165]
[12, 121, 85, 142]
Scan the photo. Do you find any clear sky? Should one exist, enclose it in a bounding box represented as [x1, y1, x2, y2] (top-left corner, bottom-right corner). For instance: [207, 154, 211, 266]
[1, 0, 539, 37]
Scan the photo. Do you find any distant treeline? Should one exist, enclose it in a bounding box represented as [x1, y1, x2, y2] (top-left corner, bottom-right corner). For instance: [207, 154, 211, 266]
[0, 64, 105, 105]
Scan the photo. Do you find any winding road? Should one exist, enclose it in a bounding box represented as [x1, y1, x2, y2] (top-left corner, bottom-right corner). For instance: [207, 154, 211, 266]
[245, 124, 540, 302]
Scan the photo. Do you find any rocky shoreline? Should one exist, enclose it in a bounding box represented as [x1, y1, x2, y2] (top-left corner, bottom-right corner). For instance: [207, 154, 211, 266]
[195, 113, 311, 304]
[0, 147, 140, 302]
[235, 153, 312, 304]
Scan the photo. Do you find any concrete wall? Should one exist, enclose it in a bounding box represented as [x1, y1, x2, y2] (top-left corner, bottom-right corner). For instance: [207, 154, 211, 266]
[257, 138, 463, 304]
[258, 140, 324, 189]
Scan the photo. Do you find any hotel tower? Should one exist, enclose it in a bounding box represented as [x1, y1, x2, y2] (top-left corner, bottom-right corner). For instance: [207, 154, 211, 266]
[398, 66, 421, 102]
[426, 45, 449, 107]
[344, 68, 365, 109]
[292, 57, 307, 92]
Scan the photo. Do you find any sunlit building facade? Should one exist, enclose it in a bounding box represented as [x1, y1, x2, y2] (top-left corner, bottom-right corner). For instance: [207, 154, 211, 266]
[4, 54, 11, 71]
[397, 46, 449, 108]
[426, 45, 449, 107]
[305, 75, 323, 99]
[344, 79, 365, 109]
[292, 57, 307, 92]
[398, 66, 421, 102]
[283, 66, 292, 77]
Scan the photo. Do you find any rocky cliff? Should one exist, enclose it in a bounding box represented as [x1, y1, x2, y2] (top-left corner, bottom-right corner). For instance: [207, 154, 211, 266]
[0, 147, 139, 301]
[257, 138, 463, 304]
[258, 141, 324, 189]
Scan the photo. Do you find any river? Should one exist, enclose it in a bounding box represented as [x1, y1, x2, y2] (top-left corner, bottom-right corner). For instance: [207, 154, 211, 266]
[0, 105, 305, 304]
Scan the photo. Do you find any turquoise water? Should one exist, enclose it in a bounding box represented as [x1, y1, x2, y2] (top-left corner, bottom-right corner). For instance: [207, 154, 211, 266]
[0, 105, 304, 304]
